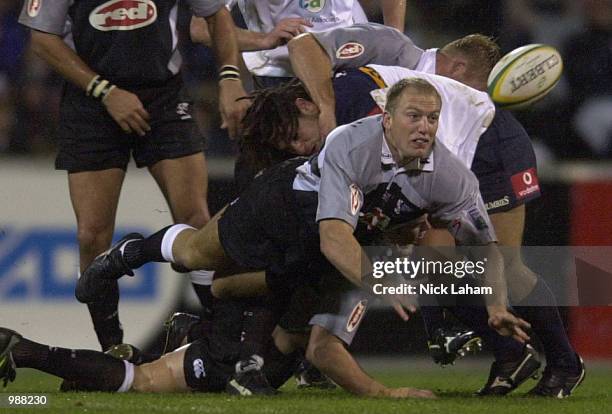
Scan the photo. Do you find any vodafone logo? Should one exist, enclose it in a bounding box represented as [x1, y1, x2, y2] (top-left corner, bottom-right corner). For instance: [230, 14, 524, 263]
[336, 42, 364, 59]
[27, 0, 42, 17]
[511, 168, 540, 199]
[89, 0, 157, 32]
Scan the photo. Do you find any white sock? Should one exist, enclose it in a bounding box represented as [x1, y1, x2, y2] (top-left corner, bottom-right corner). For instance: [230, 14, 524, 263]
[161, 224, 196, 262]
[190, 270, 214, 285]
[117, 361, 135, 392]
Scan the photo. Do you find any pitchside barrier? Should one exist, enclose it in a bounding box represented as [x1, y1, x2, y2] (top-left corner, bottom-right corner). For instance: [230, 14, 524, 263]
[0, 156, 610, 357]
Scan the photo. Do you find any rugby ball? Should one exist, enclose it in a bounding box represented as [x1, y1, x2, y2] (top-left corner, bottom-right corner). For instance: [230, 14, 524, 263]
[487, 44, 563, 109]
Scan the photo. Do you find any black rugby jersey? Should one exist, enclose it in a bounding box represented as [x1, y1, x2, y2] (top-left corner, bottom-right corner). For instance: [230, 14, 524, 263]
[19, 0, 223, 87]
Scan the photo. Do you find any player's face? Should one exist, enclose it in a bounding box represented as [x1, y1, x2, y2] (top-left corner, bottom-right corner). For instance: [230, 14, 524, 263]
[275, 114, 322, 155]
[383, 90, 440, 162]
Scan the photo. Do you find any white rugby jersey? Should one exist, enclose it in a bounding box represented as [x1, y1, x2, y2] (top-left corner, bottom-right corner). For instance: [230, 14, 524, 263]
[227, 0, 367, 77]
[365, 65, 495, 167]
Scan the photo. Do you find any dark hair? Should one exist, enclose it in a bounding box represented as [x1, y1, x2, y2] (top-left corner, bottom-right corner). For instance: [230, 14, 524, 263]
[239, 80, 312, 172]
[385, 78, 441, 114]
[441, 34, 501, 79]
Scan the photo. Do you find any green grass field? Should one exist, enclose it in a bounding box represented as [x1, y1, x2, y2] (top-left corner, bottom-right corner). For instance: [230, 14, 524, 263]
[2, 359, 610, 414]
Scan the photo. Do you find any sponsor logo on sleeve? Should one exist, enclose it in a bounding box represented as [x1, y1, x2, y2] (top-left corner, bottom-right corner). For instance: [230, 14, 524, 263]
[89, 0, 157, 32]
[346, 300, 368, 333]
[27, 0, 42, 17]
[468, 207, 488, 230]
[350, 184, 363, 215]
[336, 42, 365, 60]
[299, 0, 325, 13]
[511, 168, 540, 199]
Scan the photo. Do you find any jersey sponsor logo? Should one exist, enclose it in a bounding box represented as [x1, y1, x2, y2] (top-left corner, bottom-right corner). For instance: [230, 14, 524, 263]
[346, 300, 367, 332]
[511, 168, 540, 199]
[336, 42, 364, 60]
[350, 184, 363, 215]
[299, 0, 325, 13]
[485, 196, 510, 211]
[193, 358, 206, 379]
[176, 102, 192, 120]
[89, 0, 157, 32]
[26, 0, 42, 17]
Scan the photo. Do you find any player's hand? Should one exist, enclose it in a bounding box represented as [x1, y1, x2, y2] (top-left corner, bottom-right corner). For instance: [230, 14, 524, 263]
[318, 108, 337, 139]
[382, 387, 437, 399]
[102, 87, 151, 136]
[391, 295, 417, 322]
[261, 18, 313, 49]
[488, 308, 531, 343]
[218, 80, 250, 139]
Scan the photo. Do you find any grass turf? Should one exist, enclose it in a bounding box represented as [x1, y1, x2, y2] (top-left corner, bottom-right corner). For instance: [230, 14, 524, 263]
[1, 361, 610, 414]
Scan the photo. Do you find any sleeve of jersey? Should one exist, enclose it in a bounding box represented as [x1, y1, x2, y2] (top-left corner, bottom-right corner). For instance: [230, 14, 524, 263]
[312, 23, 423, 71]
[316, 133, 361, 228]
[18, 0, 71, 35]
[189, 0, 225, 17]
[430, 180, 497, 245]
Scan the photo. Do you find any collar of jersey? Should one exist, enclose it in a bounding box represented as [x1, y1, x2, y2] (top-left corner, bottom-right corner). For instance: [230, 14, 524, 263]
[381, 133, 434, 172]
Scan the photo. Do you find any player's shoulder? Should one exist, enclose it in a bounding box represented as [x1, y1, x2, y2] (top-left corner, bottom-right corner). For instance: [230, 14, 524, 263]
[487, 107, 530, 140]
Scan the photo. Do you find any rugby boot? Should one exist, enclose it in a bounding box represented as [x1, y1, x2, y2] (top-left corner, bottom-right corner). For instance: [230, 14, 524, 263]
[75, 233, 144, 303]
[477, 344, 541, 396]
[0, 328, 22, 388]
[162, 312, 201, 354]
[295, 360, 336, 389]
[428, 327, 483, 366]
[226, 355, 278, 396]
[105, 343, 158, 365]
[527, 354, 585, 398]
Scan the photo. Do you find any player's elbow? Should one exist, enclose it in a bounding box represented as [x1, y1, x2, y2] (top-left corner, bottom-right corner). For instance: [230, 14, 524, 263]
[288, 33, 315, 57]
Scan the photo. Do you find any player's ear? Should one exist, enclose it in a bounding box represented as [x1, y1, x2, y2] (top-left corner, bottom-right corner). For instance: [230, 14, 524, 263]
[450, 57, 468, 78]
[295, 98, 319, 116]
[383, 111, 392, 129]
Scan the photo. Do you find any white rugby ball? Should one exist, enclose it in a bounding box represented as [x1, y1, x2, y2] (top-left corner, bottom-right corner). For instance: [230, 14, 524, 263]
[487, 44, 563, 109]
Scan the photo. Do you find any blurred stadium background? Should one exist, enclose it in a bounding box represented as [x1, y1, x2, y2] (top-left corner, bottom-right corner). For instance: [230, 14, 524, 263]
[0, 0, 611, 369]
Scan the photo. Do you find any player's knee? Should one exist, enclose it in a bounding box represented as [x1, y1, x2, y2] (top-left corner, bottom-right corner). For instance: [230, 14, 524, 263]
[210, 279, 231, 300]
[174, 209, 210, 229]
[76, 223, 112, 251]
[272, 326, 298, 355]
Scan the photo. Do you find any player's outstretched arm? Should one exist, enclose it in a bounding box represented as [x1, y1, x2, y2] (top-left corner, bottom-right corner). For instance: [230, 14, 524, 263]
[288, 34, 337, 138]
[191, 16, 312, 51]
[306, 325, 435, 398]
[205, 8, 249, 139]
[29, 31, 150, 136]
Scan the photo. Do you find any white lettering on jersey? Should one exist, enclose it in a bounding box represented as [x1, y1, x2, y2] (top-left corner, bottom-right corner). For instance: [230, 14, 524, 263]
[90, 0, 157, 32]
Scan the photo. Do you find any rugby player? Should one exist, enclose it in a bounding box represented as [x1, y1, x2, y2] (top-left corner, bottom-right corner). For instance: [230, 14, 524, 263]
[18, 0, 249, 352]
[76, 79, 530, 397]
[287, 23, 585, 397]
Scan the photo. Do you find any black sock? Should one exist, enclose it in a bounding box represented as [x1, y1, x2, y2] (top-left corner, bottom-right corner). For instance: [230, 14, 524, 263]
[449, 306, 524, 363]
[123, 226, 172, 268]
[191, 283, 214, 319]
[419, 306, 447, 340]
[262, 344, 300, 389]
[514, 278, 578, 371]
[12, 338, 127, 391]
[87, 282, 123, 351]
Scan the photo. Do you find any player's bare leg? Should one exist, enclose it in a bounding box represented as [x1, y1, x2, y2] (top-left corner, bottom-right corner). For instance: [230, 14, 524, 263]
[132, 348, 190, 392]
[68, 168, 125, 350]
[149, 152, 216, 313]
